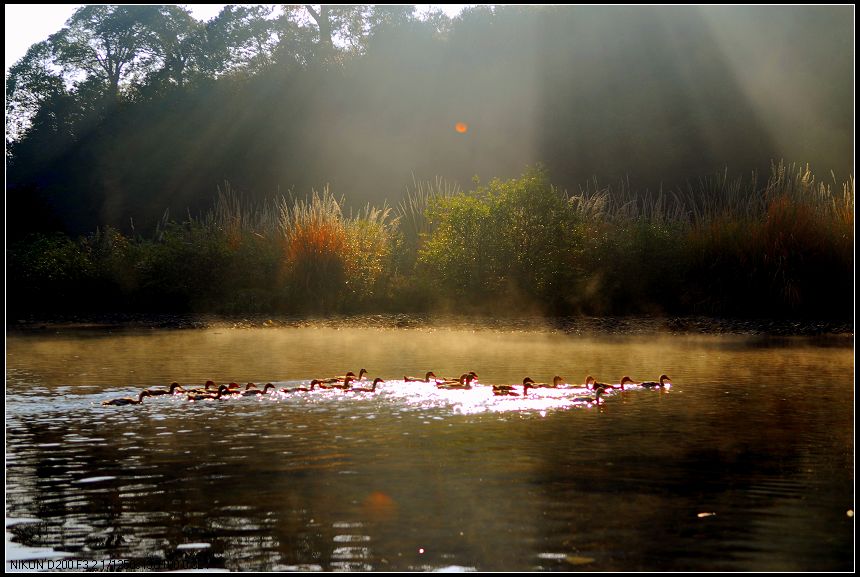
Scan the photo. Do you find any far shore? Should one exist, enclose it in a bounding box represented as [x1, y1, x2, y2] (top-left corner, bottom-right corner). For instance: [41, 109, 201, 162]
[5, 313, 853, 337]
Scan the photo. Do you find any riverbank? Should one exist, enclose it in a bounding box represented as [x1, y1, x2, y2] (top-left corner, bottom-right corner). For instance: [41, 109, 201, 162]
[6, 313, 853, 337]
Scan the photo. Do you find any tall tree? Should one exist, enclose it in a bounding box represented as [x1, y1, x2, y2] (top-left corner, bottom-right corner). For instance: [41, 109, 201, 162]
[143, 5, 204, 90]
[5, 40, 68, 147]
[202, 5, 281, 76]
[48, 5, 162, 101]
[282, 5, 414, 66]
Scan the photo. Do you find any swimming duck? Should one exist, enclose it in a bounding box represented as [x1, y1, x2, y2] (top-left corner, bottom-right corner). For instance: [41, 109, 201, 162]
[187, 380, 219, 394]
[584, 375, 615, 393]
[318, 376, 354, 390]
[438, 371, 478, 385]
[187, 384, 231, 401]
[590, 387, 607, 406]
[144, 382, 185, 396]
[350, 368, 369, 381]
[492, 378, 534, 396]
[638, 374, 672, 388]
[319, 369, 368, 384]
[281, 380, 322, 393]
[240, 383, 275, 396]
[492, 377, 527, 395]
[404, 371, 437, 382]
[316, 371, 357, 385]
[436, 373, 476, 390]
[617, 376, 638, 391]
[188, 380, 240, 394]
[348, 377, 384, 393]
[529, 375, 566, 388]
[570, 386, 607, 406]
[102, 390, 151, 406]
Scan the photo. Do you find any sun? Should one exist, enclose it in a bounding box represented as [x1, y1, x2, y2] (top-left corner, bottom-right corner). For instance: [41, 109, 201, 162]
[454, 122, 469, 134]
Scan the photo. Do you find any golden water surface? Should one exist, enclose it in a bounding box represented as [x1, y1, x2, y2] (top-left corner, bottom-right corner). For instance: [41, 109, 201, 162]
[5, 325, 854, 571]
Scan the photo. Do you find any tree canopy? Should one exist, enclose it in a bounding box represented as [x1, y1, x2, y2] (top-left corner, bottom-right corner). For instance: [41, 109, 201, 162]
[6, 5, 853, 238]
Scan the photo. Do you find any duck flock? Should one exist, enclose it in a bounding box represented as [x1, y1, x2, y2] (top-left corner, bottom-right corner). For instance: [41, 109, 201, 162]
[101, 370, 672, 407]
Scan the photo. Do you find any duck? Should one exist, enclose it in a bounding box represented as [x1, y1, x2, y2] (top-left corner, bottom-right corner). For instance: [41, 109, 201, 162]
[319, 369, 368, 384]
[493, 378, 535, 396]
[638, 374, 672, 388]
[436, 373, 476, 390]
[584, 375, 615, 393]
[240, 383, 275, 396]
[315, 371, 357, 386]
[617, 376, 638, 391]
[281, 380, 322, 393]
[317, 375, 354, 390]
[187, 380, 219, 394]
[144, 382, 185, 396]
[570, 386, 607, 406]
[404, 371, 437, 382]
[529, 375, 566, 388]
[347, 377, 384, 393]
[102, 390, 151, 406]
[589, 387, 607, 406]
[187, 384, 231, 401]
[187, 380, 240, 394]
[350, 368, 369, 381]
[438, 371, 478, 385]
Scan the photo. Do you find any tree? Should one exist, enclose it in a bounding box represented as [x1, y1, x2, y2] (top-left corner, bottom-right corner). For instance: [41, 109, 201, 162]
[143, 5, 204, 90]
[201, 5, 282, 76]
[282, 5, 418, 67]
[48, 5, 163, 102]
[5, 41, 68, 147]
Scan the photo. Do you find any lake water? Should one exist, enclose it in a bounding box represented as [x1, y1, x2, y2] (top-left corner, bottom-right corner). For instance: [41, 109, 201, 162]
[5, 324, 854, 571]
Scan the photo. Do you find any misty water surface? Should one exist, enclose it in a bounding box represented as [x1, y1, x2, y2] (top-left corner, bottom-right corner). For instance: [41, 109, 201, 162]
[5, 325, 854, 571]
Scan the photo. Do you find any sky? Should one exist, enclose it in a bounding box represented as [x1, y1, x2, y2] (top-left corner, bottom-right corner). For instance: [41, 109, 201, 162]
[4, 4, 472, 72]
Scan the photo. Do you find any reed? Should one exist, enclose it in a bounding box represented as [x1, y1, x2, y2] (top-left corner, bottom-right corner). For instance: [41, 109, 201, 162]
[5, 162, 852, 318]
[395, 174, 460, 255]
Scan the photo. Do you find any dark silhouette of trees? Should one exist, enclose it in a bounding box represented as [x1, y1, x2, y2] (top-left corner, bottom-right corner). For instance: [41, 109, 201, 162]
[5, 5, 853, 239]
